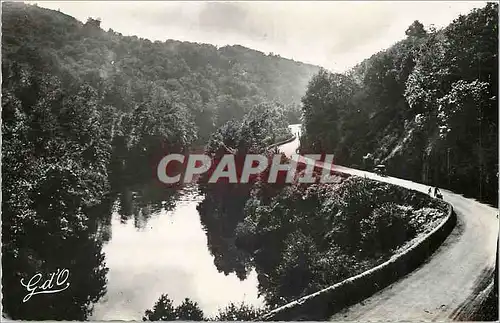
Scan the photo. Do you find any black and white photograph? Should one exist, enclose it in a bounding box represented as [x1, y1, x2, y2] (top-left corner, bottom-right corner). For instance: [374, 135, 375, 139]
[1, 1, 498, 321]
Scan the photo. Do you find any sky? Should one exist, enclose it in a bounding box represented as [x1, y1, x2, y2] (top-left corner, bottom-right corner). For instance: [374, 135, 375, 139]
[31, 1, 488, 72]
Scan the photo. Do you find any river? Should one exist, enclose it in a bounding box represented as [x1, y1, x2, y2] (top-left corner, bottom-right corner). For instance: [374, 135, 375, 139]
[90, 125, 302, 320]
[90, 184, 263, 320]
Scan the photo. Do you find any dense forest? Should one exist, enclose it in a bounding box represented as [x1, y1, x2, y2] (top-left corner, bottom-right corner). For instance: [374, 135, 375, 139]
[2, 2, 318, 143]
[135, 104, 448, 320]
[1, 2, 316, 320]
[300, 3, 498, 205]
[2, 1, 497, 321]
[196, 114, 448, 310]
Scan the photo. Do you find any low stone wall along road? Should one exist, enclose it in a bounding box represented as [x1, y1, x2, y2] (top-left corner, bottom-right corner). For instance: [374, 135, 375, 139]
[277, 124, 498, 321]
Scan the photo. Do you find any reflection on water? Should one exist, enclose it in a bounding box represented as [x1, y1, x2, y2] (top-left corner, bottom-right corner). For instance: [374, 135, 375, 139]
[2, 180, 110, 320]
[91, 184, 263, 320]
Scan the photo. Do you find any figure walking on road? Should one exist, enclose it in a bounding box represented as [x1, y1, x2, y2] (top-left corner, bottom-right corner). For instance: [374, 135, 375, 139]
[434, 187, 442, 199]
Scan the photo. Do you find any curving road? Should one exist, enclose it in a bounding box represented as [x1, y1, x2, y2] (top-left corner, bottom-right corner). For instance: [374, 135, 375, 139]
[281, 124, 498, 321]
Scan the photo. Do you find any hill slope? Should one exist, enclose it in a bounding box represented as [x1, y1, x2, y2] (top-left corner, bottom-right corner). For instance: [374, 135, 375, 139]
[2, 2, 320, 142]
[299, 3, 498, 205]
[1, 3, 319, 319]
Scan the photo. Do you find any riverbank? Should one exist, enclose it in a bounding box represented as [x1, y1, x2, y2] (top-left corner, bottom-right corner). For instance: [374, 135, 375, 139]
[90, 184, 264, 320]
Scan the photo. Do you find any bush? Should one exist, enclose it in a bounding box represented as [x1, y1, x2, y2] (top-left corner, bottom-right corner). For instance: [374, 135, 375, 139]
[359, 203, 416, 253]
[213, 302, 265, 321]
[143, 295, 205, 321]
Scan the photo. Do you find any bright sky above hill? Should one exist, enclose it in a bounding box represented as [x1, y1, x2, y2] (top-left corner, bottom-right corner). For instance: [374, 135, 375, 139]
[32, 1, 488, 72]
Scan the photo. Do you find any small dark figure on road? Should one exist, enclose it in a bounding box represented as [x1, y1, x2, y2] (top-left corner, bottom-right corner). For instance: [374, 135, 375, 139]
[434, 187, 443, 199]
[428, 187, 432, 195]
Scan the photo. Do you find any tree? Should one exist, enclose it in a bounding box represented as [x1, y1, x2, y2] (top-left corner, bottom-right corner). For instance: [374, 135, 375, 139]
[299, 4, 498, 205]
[1, 69, 110, 320]
[85, 17, 101, 29]
[300, 69, 359, 158]
[405, 20, 427, 38]
[175, 298, 205, 321]
[143, 294, 177, 321]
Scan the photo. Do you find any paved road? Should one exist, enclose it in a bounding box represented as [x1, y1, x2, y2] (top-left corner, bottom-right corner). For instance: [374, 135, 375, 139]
[279, 124, 301, 156]
[282, 124, 498, 321]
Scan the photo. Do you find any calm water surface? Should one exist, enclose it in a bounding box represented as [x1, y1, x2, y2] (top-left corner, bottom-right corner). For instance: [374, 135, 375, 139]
[91, 125, 301, 320]
[91, 185, 264, 320]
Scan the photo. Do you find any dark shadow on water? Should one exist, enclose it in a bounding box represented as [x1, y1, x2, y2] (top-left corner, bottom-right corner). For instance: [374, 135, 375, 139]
[2, 208, 109, 320]
[196, 182, 254, 281]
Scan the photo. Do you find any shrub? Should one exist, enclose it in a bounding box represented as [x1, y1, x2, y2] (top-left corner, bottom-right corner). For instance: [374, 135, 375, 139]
[213, 302, 265, 321]
[143, 295, 205, 321]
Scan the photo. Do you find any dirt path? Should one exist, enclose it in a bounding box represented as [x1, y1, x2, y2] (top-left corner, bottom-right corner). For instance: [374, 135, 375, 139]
[282, 124, 498, 321]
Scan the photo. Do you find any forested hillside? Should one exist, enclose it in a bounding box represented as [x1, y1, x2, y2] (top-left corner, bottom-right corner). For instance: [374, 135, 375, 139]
[2, 2, 319, 142]
[300, 3, 498, 205]
[196, 118, 448, 309]
[1, 2, 316, 319]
